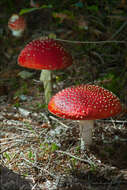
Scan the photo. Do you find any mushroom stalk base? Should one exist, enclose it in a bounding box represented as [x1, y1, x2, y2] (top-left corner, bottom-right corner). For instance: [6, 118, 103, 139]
[79, 120, 94, 150]
[40, 70, 52, 105]
[12, 30, 23, 37]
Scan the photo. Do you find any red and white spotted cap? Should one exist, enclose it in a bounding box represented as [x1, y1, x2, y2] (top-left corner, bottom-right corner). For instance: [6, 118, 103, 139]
[48, 84, 122, 120]
[8, 14, 26, 37]
[18, 38, 73, 70]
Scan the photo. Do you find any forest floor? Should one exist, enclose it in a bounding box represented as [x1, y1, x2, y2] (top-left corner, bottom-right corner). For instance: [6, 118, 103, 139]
[0, 0, 127, 189]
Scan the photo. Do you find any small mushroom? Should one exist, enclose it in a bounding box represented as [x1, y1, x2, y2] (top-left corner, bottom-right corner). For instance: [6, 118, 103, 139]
[48, 84, 122, 150]
[8, 14, 26, 37]
[18, 38, 73, 104]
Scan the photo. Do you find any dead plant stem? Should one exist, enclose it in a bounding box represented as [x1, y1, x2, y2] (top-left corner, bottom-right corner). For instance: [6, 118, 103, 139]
[56, 38, 125, 44]
[56, 150, 95, 166]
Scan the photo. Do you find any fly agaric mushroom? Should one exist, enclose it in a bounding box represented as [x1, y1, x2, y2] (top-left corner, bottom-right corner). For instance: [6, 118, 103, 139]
[18, 38, 73, 104]
[8, 14, 26, 37]
[48, 84, 122, 150]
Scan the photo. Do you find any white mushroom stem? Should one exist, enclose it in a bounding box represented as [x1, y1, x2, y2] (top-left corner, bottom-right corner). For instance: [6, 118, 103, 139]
[40, 70, 52, 105]
[11, 29, 24, 37]
[79, 120, 94, 150]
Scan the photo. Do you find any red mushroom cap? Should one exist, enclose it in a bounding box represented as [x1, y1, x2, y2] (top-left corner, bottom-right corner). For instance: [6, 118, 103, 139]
[48, 84, 122, 120]
[18, 38, 73, 70]
[8, 14, 26, 32]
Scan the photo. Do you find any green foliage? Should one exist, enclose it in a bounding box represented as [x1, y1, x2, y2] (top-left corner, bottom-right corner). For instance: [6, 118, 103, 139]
[55, 75, 64, 83]
[18, 71, 34, 79]
[89, 163, 98, 172]
[13, 102, 20, 108]
[35, 102, 47, 109]
[28, 150, 35, 162]
[4, 152, 11, 161]
[14, 82, 28, 97]
[51, 143, 59, 152]
[70, 157, 77, 169]
[87, 5, 99, 12]
[40, 142, 59, 153]
[19, 4, 53, 15]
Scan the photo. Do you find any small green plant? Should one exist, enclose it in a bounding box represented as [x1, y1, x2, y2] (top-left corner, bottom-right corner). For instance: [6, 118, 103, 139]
[51, 143, 59, 152]
[23, 173, 29, 177]
[13, 102, 20, 108]
[89, 163, 98, 172]
[70, 157, 78, 169]
[4, 152, 11, 161]
[87, 5, 99, 13]
[75, 145, 80, 153]
[28, 150, 35, 162]
[40, 143, 50, 152]
[40, 142, 59, 153]
[36, 102, 47, 109]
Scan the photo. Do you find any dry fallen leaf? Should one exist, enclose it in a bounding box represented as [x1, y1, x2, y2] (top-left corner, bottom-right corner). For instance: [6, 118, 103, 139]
[40, 123, 51, 129]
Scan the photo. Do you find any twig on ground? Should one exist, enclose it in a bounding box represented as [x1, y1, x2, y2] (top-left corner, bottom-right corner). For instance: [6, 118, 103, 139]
[110, 21, 127, 40]
[107, 15, 127, 21]
[49, 116, 69, 128]
[98, 119, 127, 123]
[91, 51, 105, 65]
[56, 150, 94, 166]
[111, 118, 116, 128]
[0, 135, 21, 141]
[0, 142, 22, 154]
[15, 127, 34, 132]
[40, 112, 50, 124]
[0, 139, 23, 145]
[56, 38, 125, 44]
[31, 183, 38, 190]
[0, 134, 33, 154]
